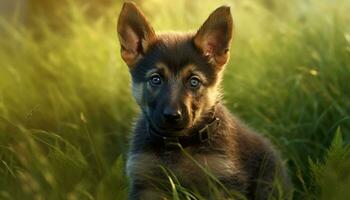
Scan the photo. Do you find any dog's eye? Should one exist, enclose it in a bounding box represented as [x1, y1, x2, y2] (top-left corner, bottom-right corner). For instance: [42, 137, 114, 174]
[149, 74, 162, 86]
[189, 76, 201, 89]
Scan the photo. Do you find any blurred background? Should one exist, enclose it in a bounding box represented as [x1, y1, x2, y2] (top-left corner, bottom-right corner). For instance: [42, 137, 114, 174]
[0, 0, 349, 199]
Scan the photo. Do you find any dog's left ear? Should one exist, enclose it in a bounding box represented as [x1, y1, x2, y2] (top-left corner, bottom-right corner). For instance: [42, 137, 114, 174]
[194, 6, 233, 67]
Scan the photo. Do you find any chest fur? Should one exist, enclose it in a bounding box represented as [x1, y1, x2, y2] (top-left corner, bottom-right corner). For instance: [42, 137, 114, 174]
[126, 149, 241, 187]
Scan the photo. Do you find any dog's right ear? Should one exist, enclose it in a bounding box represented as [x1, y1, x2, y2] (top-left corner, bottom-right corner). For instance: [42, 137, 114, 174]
[194, 6, 233, 67]
[117, 2, 156, 67]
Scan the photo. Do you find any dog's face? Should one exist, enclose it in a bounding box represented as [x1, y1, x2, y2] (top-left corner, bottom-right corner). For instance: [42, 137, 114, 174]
[117, 2, 233, 134]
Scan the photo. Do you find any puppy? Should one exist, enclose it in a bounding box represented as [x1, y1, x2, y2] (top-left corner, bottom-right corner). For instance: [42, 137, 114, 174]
[117, 2, 291, 199]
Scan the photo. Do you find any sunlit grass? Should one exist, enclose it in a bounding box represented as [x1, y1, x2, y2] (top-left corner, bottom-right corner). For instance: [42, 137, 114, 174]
[0, 0, 349, 199]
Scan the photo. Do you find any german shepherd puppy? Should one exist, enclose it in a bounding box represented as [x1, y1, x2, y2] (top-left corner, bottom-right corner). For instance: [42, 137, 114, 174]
[117, 2, 291, 199]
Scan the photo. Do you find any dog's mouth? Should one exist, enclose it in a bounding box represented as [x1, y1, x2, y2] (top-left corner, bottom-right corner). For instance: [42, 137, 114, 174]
[155, 123, 185, 132]
[150, 121, 187, 135]
[158, 126, 185, 132]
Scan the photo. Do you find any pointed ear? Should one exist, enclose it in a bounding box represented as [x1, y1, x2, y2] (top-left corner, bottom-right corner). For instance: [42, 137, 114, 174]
[194, 6, 234, 67]
[117, 2, 156, 67]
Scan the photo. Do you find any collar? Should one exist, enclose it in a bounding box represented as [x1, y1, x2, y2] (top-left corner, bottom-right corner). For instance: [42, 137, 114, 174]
[147, 117, 220, 149]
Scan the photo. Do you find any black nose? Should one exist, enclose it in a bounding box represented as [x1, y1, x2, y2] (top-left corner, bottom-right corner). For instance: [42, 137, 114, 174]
[163, 108, 182, 122]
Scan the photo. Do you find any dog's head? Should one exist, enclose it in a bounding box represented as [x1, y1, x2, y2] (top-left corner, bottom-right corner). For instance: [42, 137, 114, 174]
[117, 2, 233, 134]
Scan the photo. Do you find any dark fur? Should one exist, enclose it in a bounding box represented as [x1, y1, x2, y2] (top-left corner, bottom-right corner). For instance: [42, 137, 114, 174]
[117, 2, 291, 200]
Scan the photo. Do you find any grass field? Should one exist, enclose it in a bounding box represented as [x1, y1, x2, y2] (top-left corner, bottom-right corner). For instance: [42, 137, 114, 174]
[0, 0, 350, 199]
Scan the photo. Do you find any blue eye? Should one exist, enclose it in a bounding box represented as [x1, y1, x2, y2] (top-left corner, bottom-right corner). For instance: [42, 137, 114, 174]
[149, 74, 162, 86]
[189, 76, 201, 88]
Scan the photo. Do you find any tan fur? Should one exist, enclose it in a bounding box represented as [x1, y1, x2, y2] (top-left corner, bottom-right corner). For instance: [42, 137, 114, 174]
[154, 62, 171, 78]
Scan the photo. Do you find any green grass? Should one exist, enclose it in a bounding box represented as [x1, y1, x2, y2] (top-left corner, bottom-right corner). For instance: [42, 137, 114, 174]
[0, 0, 349, 199]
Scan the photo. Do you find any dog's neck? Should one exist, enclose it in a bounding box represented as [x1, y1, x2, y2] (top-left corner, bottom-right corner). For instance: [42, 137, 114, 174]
[145, 103, 220, 149]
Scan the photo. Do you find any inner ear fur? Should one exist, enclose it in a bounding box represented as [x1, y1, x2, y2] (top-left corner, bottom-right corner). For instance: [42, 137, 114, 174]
[194, 6, 234, 67]
[117, 2, 156, 67]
